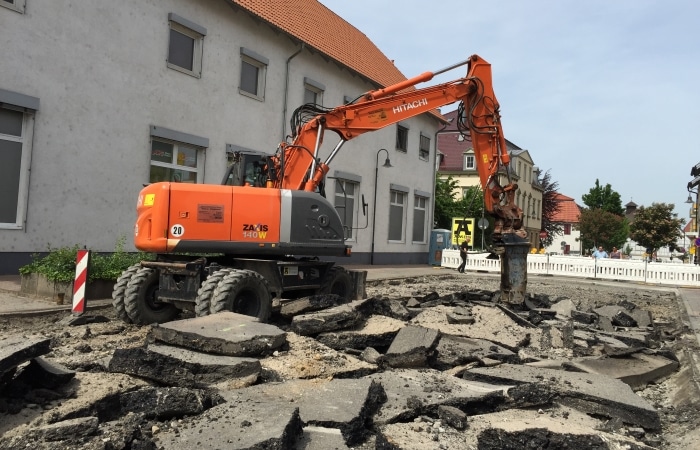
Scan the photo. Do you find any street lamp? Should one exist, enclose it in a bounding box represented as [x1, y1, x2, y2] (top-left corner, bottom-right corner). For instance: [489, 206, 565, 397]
[686, 183, 699, 264]
[371, 148, 392, 265]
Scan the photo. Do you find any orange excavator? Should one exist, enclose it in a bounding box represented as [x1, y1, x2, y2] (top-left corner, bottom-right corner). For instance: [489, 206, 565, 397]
[113, 54, 528, 325]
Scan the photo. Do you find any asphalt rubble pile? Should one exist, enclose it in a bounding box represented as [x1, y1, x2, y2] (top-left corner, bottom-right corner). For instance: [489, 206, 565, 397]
[0, 276, 688, 449]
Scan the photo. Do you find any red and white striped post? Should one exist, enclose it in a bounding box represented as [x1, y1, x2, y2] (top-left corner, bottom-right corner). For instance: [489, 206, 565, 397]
[72, 249, 90, 315]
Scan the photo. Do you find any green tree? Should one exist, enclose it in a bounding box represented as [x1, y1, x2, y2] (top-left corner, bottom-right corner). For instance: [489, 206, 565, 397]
[538, 170, 562, 248]
[433, 176, 492, 249]
[578, 208, 629, 252]
[434, 175, 462, 229]
[629, 203, 684, 259]
[459, 185, 492, 250]
[581, 179, 624, 215]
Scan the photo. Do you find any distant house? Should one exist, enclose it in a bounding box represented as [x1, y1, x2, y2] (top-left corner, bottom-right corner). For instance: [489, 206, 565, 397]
[436, 109, 544, 248]
[544, 193, 582, 255]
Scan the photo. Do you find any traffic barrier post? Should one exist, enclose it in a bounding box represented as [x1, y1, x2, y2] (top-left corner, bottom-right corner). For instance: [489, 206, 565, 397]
[72, 249, 90, 315]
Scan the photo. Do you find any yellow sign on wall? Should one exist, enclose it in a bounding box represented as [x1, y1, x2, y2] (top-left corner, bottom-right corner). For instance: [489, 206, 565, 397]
[451, 217, 474, 247]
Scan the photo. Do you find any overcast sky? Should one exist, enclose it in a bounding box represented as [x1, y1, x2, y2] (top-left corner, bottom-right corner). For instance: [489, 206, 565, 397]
[319, 0, 700, 219]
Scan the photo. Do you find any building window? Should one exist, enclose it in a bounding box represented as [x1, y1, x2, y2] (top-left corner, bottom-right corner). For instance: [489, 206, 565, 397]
[0, 107, 34, 229]
[239, 47, 268, 101]
[149, 126, 208, 183]
[1, 0, 25, 13]
[419, 133, 430, 161]
[167, 13, 206, 78]
[396, 125, 408, 152]
[389, 189, 407, 242]
[564, 224, 572, 235]
[413, 194, 429, 243]
[461, 187, 469, 198]
[303, 77, 325, 105]
[463, 154, 475, 170]
[334, 179, 358, 240]
[0, 89, 39, 230]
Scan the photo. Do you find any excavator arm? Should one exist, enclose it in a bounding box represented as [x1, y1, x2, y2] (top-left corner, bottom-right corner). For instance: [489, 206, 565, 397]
[270, 54, 523, 238]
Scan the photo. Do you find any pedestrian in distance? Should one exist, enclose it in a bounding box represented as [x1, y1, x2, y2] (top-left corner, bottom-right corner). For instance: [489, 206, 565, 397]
[592, 246, 608, 259]
[457, 237, 470, 273]
[610, 247, 621, 259]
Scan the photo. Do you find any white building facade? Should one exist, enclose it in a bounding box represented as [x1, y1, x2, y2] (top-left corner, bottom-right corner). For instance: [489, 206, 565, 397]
[0, 0, 443, 273]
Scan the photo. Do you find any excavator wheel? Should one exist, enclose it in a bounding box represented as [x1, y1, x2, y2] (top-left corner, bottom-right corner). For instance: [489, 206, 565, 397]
[319, 266, 353, 302]
[124, 267, 180, 325]
[194, 268, 233, 317]
[210, 269, 272, 322]
[111, 263, 140, 324]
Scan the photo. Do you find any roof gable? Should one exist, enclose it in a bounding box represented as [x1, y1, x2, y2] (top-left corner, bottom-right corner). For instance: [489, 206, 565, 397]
[552, 193, 581, 223]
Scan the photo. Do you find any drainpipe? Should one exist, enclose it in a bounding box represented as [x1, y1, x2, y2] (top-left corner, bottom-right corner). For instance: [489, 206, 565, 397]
[282, 43, 305, 142]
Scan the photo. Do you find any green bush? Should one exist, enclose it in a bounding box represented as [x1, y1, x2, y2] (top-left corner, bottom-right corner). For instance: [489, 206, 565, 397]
[19, 237, 153, 283]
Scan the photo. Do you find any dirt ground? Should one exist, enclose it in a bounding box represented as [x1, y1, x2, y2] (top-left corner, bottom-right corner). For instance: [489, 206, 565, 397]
[1, 272, 700, 449]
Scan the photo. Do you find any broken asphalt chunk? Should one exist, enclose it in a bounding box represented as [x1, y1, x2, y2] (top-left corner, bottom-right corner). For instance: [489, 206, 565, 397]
[383, 325, 440, 368]
[0, 335, 51, 377]
[149, 311, 286, 357]
[462, 363, 661, 430]
[290, 298, 374, 336]
[108, 344, 261, 388]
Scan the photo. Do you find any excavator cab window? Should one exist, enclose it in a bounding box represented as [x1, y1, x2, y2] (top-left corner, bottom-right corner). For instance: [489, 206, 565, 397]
[222, 151, 268, 187]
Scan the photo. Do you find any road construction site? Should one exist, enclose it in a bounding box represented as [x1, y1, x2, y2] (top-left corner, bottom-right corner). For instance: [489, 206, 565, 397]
[1, 266, 700, 449]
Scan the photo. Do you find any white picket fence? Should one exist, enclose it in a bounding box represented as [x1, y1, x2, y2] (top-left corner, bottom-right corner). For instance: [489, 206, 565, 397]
[440, 249, 700, 287]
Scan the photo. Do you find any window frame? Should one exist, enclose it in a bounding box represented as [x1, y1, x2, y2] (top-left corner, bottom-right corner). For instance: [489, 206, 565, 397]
[0, 89, 39, 230]
[396, 124, 408, 153]
[0, 106, 34, 229]
[303, 77, 325, 106]
[333, 176, 360, 241]
[418, 133, 430, 161]
[388, 184, 409, 243]
[239, 47, 268, 101]
[463, 153, 475, 170]
[149, 126, 208, 184]
[412, 192, 430, 243]
[1, 0, 25, 13]
[167, 13, 206, 79]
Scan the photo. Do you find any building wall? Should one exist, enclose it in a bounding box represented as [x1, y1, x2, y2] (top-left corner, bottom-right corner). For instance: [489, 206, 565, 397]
[0, 0, 440, 272]
[545, 227, 582, 255]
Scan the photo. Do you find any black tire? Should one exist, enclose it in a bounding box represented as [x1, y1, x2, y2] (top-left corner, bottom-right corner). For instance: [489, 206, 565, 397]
[124, 267, 179, 325]
[210, 270, 272, 322]
[112, 264, 141, 324]
[319, 266, 354, 302]
[194, 268, 232, 317]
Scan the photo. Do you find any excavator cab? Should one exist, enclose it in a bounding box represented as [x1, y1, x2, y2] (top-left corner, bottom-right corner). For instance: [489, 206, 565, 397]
[222, 150, 270, 187]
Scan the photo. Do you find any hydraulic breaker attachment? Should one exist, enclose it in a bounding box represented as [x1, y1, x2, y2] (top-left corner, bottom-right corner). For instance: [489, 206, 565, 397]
[498, 233, 530, 306]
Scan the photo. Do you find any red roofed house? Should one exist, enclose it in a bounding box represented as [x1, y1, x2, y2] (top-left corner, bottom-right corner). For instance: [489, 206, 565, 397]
[1, 0, 450, 272]
[543, 193, 582, 255]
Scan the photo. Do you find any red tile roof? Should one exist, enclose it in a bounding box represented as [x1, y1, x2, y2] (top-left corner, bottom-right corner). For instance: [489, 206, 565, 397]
[551, 193, 581, 223]
[230, 1, 407, 88]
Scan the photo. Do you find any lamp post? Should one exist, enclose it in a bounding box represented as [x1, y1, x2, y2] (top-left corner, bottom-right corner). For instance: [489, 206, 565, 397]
[371, 148, 392, 265]
[686, 187, 698, 264]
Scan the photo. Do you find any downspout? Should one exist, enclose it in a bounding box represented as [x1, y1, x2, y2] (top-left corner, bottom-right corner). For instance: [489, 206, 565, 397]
[282, 43, 305, 142]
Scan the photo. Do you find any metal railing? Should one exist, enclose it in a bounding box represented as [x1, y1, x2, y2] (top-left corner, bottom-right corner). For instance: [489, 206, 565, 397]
[441, 249, 700, 286]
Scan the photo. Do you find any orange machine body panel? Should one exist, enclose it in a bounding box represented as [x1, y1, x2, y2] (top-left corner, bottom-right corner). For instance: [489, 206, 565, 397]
[134, 183, 281, 253]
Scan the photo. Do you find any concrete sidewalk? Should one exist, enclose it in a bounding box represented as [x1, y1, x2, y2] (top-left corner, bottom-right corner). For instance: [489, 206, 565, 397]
[0, 265, 452, 317]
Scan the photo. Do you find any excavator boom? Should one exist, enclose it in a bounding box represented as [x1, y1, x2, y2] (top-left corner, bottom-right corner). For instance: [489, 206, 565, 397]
[272, 55, 523, 238]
